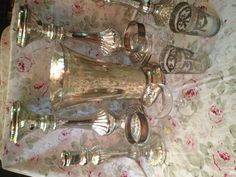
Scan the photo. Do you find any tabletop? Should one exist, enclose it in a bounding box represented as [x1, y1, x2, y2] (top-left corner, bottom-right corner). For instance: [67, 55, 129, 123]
[1, 0, 236, 177]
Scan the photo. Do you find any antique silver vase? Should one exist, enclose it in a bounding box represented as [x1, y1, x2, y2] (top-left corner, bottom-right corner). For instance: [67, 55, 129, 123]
[50, 44, 164, 110]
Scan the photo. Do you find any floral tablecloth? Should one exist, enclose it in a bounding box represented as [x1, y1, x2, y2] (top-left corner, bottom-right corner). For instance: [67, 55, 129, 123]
[1, 0, 236, 177]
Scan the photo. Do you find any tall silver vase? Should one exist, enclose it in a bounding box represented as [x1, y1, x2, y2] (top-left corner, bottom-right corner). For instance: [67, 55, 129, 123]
[50, 45, 164, 110]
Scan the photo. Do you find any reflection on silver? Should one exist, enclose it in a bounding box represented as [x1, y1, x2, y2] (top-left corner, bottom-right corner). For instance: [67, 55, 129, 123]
[16, 5, 64, 47]
[9, 101, 57, 144]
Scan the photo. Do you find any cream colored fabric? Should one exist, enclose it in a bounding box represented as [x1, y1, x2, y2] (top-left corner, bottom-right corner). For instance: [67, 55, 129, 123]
[1, 0, 236, 176]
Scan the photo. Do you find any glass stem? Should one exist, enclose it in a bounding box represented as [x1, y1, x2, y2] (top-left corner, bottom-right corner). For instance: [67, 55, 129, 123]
[68, 29, 122, 55]
[99, 149, 130, 159]
[71, 32, 102, 45]
[88, 148, 130, 165]
[58, 120, 96, 129]
[56, 110, 122, 136]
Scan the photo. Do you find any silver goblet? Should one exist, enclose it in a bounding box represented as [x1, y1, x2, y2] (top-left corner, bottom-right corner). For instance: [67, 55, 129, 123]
[9, 101, 149, 145]
[61, 133, 166, 166]
[16, 5, 121, 54]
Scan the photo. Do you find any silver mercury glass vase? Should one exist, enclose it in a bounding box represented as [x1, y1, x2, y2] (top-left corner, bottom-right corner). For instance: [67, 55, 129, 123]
[9, 101, 149, 145]
[61, 133, 166, 166]
[50, 44, 165, 110]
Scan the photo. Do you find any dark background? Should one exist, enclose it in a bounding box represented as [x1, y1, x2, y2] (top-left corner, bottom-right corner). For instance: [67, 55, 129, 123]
[0, 0, 29, 176]
[0, 161, 29, 177]
[0, 0, 12, 34]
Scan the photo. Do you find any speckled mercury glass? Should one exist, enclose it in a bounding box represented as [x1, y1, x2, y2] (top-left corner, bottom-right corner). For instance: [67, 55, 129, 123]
[50, 45, 164, 110]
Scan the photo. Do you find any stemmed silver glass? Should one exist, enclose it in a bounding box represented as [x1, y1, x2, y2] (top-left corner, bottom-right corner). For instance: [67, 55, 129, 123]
[16, 5, 120, 53]
[61, 133, 166, 166]
[10, 101, 150, 145]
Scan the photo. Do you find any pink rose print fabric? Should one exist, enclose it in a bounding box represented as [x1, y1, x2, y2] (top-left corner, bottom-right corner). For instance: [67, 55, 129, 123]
[1, 0, 236, 177]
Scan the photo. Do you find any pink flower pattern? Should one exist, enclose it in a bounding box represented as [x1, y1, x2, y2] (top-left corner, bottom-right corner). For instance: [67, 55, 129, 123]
[72, 2, 84, 15]
[33, 81, 49, 97]
[183, 134, 197, 152]
[218, 151, 231, 161]
[1, 0, 236, 177]
[209, 104, 224, 125]
[58, 129, 71, 142]
[16, 56, 34, 72]
[183, 87, 199, 101]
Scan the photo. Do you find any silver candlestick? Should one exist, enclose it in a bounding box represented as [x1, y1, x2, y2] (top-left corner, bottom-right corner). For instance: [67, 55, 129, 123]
[16, 5, 151, 65]
[10, 101, 149, 145]
[16, 5, 121, 55]
[104, 0, 174, 26]
[61, 133, 166, 166]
